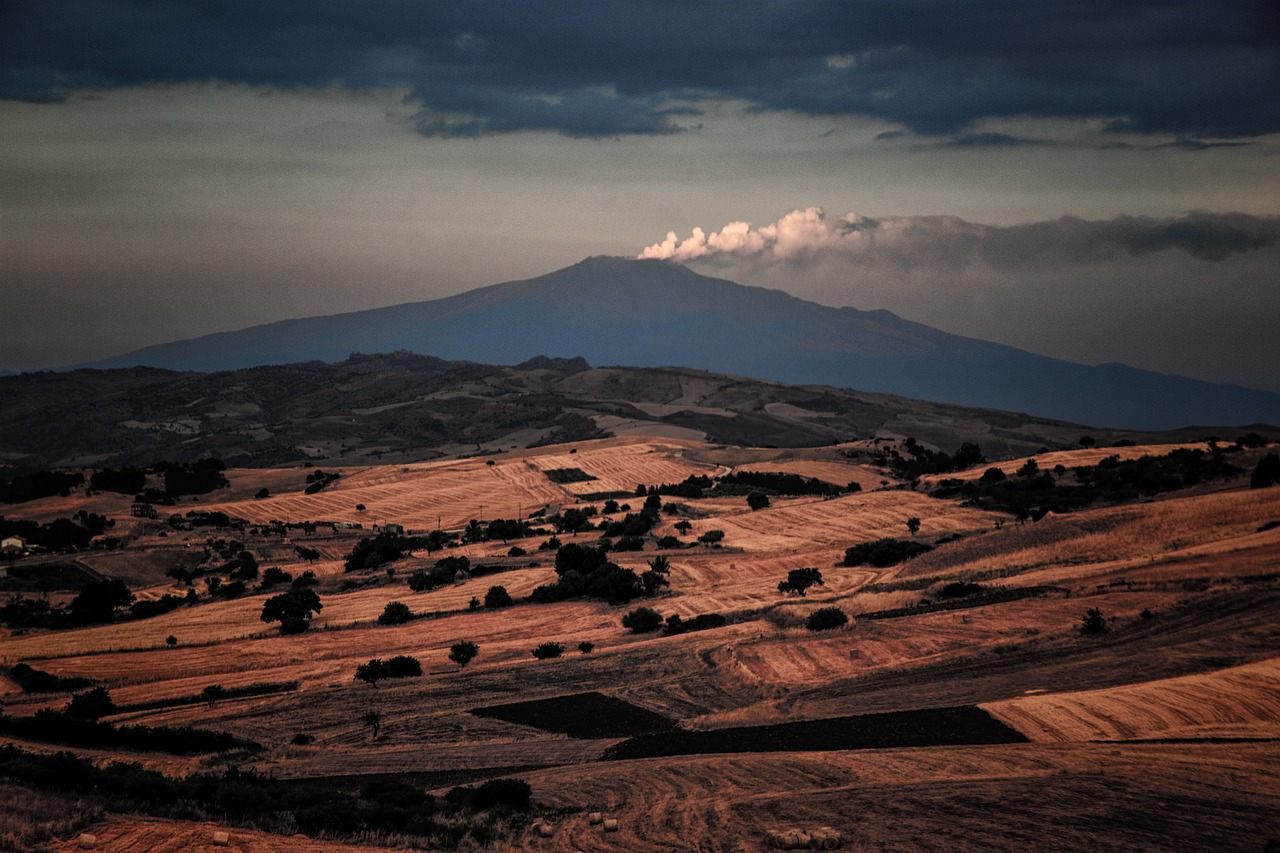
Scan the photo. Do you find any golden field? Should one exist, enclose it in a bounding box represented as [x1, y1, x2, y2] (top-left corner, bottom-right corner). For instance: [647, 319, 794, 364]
[3, 434, 1279, 851]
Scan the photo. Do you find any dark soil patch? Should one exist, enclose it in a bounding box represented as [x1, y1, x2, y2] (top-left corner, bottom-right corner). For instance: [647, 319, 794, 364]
[859, 585, 1066, 620]
[472, 691, 677, 739]
[602, 705, 1025, 760]
[0, 561, 101, 591]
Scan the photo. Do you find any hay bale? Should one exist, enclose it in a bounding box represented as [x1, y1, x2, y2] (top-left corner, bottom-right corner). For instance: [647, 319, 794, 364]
[603, 818, 619, 833]
[764, 828, 785, 848]
[776, 830, 804, 850]
[211, 830, 230, 846]
[587, 811, 604, 825]
[811, 826, 842, 849]
[76, 834, 96, 850]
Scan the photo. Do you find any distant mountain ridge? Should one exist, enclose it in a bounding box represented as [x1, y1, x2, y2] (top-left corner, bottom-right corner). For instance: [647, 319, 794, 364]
[82, 256, 1280, 430]
[1, 352, 1205, 473]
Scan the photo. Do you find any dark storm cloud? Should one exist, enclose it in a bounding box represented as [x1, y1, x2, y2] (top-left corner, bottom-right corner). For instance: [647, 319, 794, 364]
[2, 1, 1278, 139]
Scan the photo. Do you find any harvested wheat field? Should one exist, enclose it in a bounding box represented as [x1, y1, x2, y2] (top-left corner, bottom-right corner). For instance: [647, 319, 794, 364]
[4, 434, 1280, 850]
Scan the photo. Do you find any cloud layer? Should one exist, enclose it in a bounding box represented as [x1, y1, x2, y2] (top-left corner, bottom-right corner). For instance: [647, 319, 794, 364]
[640, 209, 1280, 394]
[639, 208, 1280, 266]
[3, 1, 1277, 139]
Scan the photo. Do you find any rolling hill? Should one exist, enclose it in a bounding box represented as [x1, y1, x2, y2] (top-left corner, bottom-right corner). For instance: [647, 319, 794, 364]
[0, 350, 1217, 473]
[80, 256, 1280, 430]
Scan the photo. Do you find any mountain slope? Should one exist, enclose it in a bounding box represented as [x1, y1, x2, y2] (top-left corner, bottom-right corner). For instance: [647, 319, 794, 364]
[84, 257, 1280, 429]
[1, 353, 1156, 472]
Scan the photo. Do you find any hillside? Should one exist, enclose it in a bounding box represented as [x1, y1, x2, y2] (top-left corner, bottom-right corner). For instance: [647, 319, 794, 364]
[3, 434, 1280, 850]
[78, 257, 1280, 430]
[0, 351, 1182, 473]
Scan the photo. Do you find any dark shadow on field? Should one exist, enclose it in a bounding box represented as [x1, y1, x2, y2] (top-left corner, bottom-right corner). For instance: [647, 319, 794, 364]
[603, 705, 1026, 760]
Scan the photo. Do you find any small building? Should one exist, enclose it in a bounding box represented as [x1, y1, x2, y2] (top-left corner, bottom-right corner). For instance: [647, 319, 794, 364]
[1, 535, 27, 556]
[130, 502, 159, 519]
[383, 522, 404, 535]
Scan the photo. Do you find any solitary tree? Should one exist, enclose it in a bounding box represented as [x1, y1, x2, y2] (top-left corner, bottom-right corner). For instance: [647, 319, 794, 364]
[68, 578, 134, 626]
[378, 601, 413, 625]
[66, 687, 116, 721]
[621, 606, 663, 634]
[806, 606, 849, 631]
[202, 684, 226, 707]
[1251, 453, 1280, 489]
[531, 642, 564, 660]
[747, 492, 770, 511]
[260, 588, 323, 635]
[484, 585, 514, 608]
[778, 567, 824, 596]
[449, 640, 479, 669]
[906, 516, 921, 536]
[362, 710, 381, 739]
[1079, 607, 1107, 635]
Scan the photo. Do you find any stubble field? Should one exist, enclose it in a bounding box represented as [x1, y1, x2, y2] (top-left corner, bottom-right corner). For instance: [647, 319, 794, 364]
[4, 434, 1279, 850]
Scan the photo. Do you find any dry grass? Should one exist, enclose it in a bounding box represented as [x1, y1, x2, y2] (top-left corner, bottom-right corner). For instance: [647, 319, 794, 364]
[3, 435, 1278, 851]
[49, 816, 396, 852]
[985, 655, 1280, 742]
[0, 784, 102, 852]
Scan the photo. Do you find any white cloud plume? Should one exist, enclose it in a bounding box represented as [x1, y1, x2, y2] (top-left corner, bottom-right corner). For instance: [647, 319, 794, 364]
[639, 207, 1280, 267]
[637, 207, 1280, 394]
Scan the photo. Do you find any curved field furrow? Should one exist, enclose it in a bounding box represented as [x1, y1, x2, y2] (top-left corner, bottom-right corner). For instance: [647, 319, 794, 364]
[525, 441, 714, 496]
[985, 656, 1280, 743]
[662, 551, 869, 616]
[204, 457, 569, 529]
[899, 481, 1280, 580]
[703, 490, 1006, 552]
[517, 742, 1280, 852]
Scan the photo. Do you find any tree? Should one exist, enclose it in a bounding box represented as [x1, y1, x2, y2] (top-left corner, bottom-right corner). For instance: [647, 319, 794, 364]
[362, 710, 381, 739]
[698, 529, 724, 545]
[484, 585, 514, 608]
[647, 555, 671, 575]
[165, 634, 178, 647]
[260, 588, 323, 635]
[449, 640, 479, 669]
[1251, 453, 1280, 489]
[621, 606, 663, 633]
[578, 641, 595, 654]
[202, 684, 226, 707]
[778, 567, 824, 596]
[1079, 607, 1107, 635]
[747, 492, 770, 511]
[378, 601, 413, 625]
[806, 606, 849, 631]
[69, 577, 134, 626]
[356, 656, 422, 687]
[260, 566, 293, 590]
[66, 687, 116, 721]
[531, 642, 564, 659]
[906, 516, 921, 536]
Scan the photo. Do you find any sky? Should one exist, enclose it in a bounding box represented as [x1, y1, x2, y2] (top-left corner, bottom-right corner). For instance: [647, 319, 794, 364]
[2, 1, 1279, 392]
